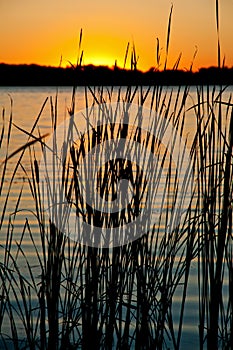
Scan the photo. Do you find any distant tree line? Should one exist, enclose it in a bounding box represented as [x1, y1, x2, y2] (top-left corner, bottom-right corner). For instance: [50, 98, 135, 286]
[0, 63, 233, 86]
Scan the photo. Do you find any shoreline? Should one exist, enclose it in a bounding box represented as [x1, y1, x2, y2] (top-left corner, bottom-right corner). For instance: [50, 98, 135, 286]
[1, 63, 233, 86]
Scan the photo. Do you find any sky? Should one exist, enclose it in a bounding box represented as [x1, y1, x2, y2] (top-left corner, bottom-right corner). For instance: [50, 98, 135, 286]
[1, 0, 233, 71]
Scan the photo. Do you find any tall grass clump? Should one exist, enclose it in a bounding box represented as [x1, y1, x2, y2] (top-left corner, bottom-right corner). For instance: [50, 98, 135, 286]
[1, 80, 233, 350]
[0, 81, 200, 349]
[193, 2, 233, 348]
[193, 86, 233, 350]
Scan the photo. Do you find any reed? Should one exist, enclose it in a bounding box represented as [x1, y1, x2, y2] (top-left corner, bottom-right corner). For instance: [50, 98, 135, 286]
[1, 83, 233, 350]
[0, 82, 199, 349]
[192, 86, 233, 350]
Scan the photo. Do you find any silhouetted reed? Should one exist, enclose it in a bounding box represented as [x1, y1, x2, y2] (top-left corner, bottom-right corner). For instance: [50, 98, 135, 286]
[192, 85, 233, 350]
[0, 82, 200, 349]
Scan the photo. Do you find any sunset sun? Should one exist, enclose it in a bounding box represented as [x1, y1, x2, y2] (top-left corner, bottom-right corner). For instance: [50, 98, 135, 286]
[83, 55, 116, 68]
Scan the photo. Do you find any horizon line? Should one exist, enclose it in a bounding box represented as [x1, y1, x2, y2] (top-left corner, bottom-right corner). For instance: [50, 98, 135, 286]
[1, 62, 233, 73]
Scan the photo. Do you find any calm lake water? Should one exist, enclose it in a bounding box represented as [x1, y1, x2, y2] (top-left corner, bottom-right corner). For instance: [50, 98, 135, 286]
[0, 85, 233, 349]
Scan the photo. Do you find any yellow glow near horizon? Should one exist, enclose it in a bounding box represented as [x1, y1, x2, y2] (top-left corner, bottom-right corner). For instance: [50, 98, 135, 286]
[83, 56, 115, 68]
[1, 0, 233, 72]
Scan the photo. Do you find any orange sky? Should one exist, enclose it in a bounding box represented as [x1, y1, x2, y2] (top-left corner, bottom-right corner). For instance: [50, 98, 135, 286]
[1, 0, 233, 71]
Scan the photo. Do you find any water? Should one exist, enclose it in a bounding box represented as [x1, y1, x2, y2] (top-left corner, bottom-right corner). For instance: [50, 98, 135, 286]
[0, 85, 233, 349]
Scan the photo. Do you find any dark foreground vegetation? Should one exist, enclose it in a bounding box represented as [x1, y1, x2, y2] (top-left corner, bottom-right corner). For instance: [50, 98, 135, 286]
[0, 84, 233, 350]
[1, 63, 233, 86]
